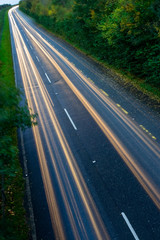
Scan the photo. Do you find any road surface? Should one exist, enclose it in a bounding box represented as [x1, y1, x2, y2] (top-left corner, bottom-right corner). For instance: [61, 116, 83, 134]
[9, 6, 160, 240]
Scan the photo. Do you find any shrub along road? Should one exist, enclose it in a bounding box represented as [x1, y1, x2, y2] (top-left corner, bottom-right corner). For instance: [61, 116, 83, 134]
[0, 5, 36, 240]
[19, 0, 160, 96]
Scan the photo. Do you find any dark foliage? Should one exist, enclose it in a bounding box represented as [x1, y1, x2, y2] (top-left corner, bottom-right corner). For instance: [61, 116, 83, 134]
[0, 7, 36, 239]
[19, 0, 160, 87]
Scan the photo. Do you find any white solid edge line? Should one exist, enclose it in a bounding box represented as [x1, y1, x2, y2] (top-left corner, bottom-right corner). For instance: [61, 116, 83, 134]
[36, 56, 40, 62]
[45, 73, 51, 83]
[64, 108, 77, 131]
[121, 212, 140, 240]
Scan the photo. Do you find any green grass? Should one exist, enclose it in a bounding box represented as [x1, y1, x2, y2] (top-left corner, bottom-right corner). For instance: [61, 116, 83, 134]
[0, 10, 14, 87]
[0, 8, 29, 240]
[0, 9, 5, 37]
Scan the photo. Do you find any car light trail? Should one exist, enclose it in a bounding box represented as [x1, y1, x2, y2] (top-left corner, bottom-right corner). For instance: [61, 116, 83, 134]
[10, 6, 160, 212]
[13, 8, 160, 210]
[9, 7, 110, 239]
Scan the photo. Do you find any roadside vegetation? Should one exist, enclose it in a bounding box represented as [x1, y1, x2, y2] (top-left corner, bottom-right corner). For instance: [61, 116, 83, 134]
[0, 5, 36, 240]
[19, 0, 160, 99]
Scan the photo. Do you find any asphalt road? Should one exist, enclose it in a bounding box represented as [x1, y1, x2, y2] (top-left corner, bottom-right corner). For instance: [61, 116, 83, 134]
[9, 6, 160, 240]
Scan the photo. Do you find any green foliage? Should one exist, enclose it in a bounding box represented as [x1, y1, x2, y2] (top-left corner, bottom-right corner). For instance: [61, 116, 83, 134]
[0, 7, 36, 240]
[0, 165, 28, 240]
[0, 9, 37, 177]
[19, 0, 160, 88]
[98, 0, 160, 84]
[0, 4, 11, 10]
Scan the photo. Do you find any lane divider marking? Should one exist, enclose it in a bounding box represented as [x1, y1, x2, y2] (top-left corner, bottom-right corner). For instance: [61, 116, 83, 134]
[64, 108, 77, 131]
[121, 212, 139, 240]
[100, 89, 109, 97]
[36, 56, 40, 62]
[116, 104, 128, 115]
[45, 73, 51, 83]
[139, 125, 157, 140]
[30, 45, 33, 49]
[87, 77, 94, 84]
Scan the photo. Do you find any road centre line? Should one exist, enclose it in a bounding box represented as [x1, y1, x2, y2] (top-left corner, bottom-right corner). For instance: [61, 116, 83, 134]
[45, 73, 51, 83]
[36, 56, 40, 62]
[100, 89, 109, 97]
[64, 108, 77, 131]
[30, 45, 33, 49]
[121, 212, 139, 240]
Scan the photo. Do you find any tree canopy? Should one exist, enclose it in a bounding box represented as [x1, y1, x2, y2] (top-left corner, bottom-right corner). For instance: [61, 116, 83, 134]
[19, 0, 160, 87]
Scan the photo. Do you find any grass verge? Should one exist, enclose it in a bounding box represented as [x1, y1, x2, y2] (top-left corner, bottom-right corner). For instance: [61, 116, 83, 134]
[0, 7, 29, 240]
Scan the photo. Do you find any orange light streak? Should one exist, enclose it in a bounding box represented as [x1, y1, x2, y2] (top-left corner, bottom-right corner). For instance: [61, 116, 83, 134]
[9, 7, 110, 239]
[13, 8, 160, 209]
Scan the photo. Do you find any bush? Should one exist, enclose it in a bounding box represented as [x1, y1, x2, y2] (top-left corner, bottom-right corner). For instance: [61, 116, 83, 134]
[19, 0, 160, 88]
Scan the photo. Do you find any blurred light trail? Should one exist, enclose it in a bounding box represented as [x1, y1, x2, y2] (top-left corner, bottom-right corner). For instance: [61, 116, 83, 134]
[9, 7, 110, 239]
[12, 7, 160, 210]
